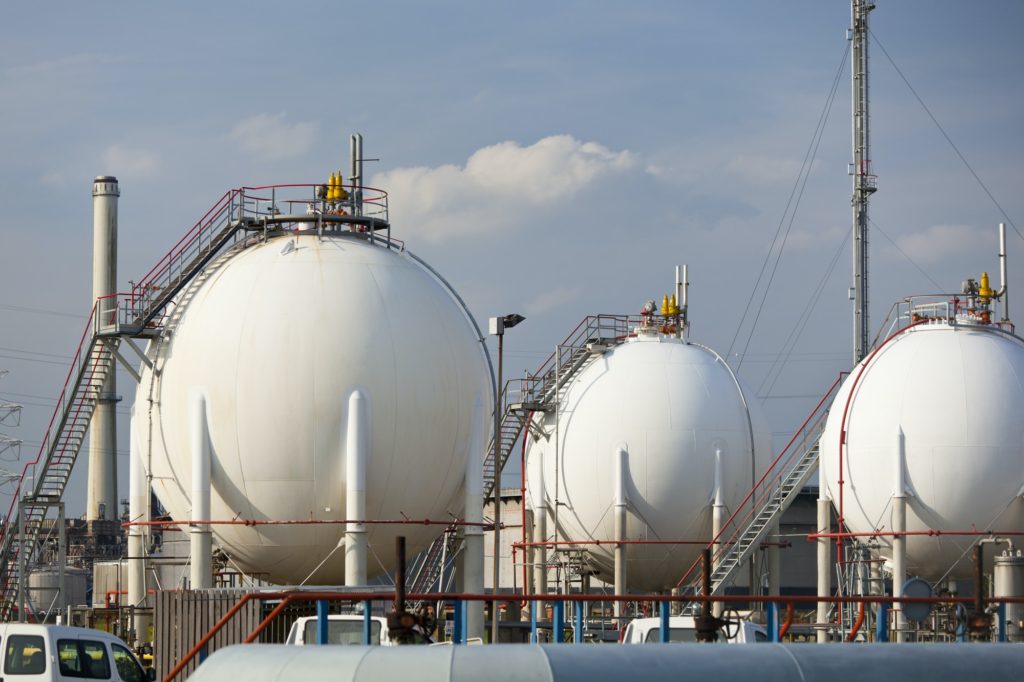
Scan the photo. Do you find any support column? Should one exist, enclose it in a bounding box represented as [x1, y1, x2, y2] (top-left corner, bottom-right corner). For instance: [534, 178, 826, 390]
[128, 409, 151, 643]
[893, 427, 908, 642]
[613, 446, 629, 621]
[533, 448, 549, 601]
[711, 448, 725, 618]
[817, 496, 832, 643]
[189, 391, 212, 590]
[463, 395, 486, 640]
[767, 520, 781, 598]
[88, 176, 119, 521]
[344, 389, 369, 586]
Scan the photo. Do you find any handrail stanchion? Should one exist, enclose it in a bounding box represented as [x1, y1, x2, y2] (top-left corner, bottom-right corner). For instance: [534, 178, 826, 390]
[998, 602, 1007, 642]
[659, 601, 670, 643]
[453, 598, 466, 644]
[876, 600, 889, 642]
[363, 600, 372, 645]
[530, 599, 538, 643]
[574, 601, 584, 643]
[316, 599, 328, 645]
[553, 601, 564, 643]
[767, 602, 779, 642]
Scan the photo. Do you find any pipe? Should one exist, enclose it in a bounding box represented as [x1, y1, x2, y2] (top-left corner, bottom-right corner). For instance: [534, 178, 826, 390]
[463, 394, 485, 640]
[779, 602, 794, 639]
[344, 389, 369, 586]
[893, 427, 907, 642]
[533, 424, 549, 600]
[817, 496, 832, 643]
[190, 390, 212, 590]
[613, 446, 629, 621]
[128, 407, 151, 643]
[88, 176, 119, 522]
[845, 601, 866, 642]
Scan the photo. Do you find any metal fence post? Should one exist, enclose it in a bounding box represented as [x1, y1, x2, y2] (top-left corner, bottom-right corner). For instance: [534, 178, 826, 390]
[574, 601, 584, 643]
[659, 602, 670, 643]
[316, 600, 329, 645]
[767, 602, 779, 642]
[363, 600, 372, 645]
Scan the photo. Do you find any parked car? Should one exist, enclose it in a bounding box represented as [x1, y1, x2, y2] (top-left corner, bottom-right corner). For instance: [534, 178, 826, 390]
[620, 616, 767, 644]
[0, 623, 153, 681]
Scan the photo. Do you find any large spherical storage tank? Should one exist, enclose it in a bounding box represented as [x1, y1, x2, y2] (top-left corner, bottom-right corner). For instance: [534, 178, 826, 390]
[525, 333, 772, 591]
[132, 230, 490, 585]
[819, 321, 1024, 579]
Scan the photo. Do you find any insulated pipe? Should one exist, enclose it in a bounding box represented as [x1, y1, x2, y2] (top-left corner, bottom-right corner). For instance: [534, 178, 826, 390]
[893, 427, 907, 642]
[344, 389, 369, 587]
[190, 390, 212, 590]
[128, 407, 151, 643]
[816, 496, 832, 643]
[463, 395, 486, 640]
[88, 176, 119, 522]
[711, 448, 725, 618]
[613, 446, 629, 620]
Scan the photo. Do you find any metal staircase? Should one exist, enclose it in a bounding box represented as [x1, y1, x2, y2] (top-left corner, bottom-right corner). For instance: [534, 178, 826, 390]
[412, 315, 642, 598]
[0, 184, 388, 620]
[676, 375, 845, 614]
[0, 310, 113, 619]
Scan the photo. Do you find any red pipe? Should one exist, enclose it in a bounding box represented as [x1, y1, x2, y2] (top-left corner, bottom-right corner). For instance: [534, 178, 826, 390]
[124, 517, 486, 528]
[779, 602, 794, 639]
[845, 601, 866, 642]
[808, 529, 1024, 541]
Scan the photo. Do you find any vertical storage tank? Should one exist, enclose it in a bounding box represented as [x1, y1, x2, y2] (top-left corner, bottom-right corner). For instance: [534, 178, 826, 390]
[132, 225, 490, 585]
[525, 326, 771, 591]
[819, 317, 1024, 579]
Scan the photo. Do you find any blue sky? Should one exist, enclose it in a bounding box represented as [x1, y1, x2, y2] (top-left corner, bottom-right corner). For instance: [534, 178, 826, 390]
[1, 1, 1022, 515]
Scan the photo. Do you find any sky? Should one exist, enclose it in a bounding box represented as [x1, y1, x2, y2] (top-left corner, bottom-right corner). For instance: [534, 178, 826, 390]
[1, 1, 1022, 517]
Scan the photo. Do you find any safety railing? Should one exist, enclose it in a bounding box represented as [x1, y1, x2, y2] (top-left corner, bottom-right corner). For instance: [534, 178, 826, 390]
[675, 373, 847, 593]
[159, 589, 1024, 680]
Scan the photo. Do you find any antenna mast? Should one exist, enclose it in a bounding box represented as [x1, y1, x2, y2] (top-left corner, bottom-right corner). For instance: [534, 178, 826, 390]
[851, 0, 877, 364]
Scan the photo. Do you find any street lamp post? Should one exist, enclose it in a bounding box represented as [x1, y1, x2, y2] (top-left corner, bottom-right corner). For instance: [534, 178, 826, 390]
[489, 312, 524, 644]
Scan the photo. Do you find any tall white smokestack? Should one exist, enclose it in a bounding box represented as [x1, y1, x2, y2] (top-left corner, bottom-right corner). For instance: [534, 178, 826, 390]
[88, 176, 118, 521]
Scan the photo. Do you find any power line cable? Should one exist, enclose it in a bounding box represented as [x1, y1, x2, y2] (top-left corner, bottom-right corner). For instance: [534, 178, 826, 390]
[868, 218, 945, 292]
[733, 43, 850, 374]
[870, 28, 1021, 242]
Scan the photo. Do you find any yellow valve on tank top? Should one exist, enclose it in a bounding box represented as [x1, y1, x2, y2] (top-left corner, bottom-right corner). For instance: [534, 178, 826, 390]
[336, 171, 349, 201]
[668, 294, 679, 316]
[661, 295, 670, 317]
[327, 172, 338, 202]
[979, 271, 995, 305]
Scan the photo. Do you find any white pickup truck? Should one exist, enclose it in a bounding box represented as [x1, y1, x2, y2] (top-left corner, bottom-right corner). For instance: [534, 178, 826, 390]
[620, 616, 767, 644]
[284, 615, 392, 646]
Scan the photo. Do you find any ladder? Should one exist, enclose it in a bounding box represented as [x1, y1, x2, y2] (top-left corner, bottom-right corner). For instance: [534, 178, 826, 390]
[676, 374, 845, 614]
[0, 314, 113, 620]
[0, 188, 275, 620]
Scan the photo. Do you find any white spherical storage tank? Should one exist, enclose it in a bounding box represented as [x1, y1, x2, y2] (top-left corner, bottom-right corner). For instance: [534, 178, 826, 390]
[525, 332, 771, 591]
[819, 321, 1024, 579]
[132, 230, 490, 585]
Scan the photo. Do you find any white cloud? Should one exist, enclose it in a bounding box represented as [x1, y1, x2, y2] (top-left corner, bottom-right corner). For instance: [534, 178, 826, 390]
[524, 286, 583, 317]
[229, 113, 318, 161]
[894, 224, 996, 265]
[99, 144, 161, 178]
[372, 135, 636, 242]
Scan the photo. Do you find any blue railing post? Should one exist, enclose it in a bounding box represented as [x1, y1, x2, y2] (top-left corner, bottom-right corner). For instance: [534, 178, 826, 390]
[659, 602, 670, 643]
[530, 600, 538, 643]
[574, 601, 584, 643]
[553, 601, 564, 643]
[998, 602, 1007, 642]
[363, 600, 373, 645]
[767, 602, 778, 643]
[316, 599, 329, 645]
[876, 601, 889, 642]
[452, 598, 466, 644]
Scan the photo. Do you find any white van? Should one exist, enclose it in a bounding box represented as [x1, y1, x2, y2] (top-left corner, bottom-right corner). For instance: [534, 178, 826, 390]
[620, 616, 767, 644]
[0, 623, 153, 681]
[284, 615, 392, 646]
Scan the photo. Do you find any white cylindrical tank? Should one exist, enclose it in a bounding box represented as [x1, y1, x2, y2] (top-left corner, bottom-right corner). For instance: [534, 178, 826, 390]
[525, 332, 771, 591]
[132, 230, 490, 585]
[820, 321, 1024, 579]
[28, 568, 88, 612]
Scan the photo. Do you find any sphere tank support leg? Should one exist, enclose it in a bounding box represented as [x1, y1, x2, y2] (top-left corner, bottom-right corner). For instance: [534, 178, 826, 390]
[344, 389, 370, 587]
[190, 390, 212, 590]
[463, 394, 486, 640]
